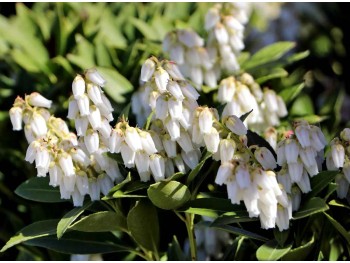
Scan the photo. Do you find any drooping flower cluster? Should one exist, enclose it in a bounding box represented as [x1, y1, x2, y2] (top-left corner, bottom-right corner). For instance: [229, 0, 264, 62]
[326, 128, 350, 199]
[205, 3, 248, 73]
[214, 115, 292, 231]
[218, 73, 288, 132]
[276, 120, 327, 210]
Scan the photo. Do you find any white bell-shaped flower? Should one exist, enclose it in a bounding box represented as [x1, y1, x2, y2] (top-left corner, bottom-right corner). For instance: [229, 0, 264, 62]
[9, 106, 23, 131]
[72, 75, 86, 99]
[28, 92, 52, 108]
[85, 68, 106, 87]
[140, 58, 156, 82]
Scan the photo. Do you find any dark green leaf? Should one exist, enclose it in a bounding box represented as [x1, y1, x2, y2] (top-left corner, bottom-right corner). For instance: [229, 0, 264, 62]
[274, 228, 289, 247]
[147, 181, 191, 210]
[186, 151, 212, 184]
[293, 197, 329, 220]
[305, 171, 338, 199]
[242, 41, 296, 70]
[282, 235, 315, 261]
[247, 130, 277, 159]
[212, 225, 269, 242]
[127, 200, 159, 252]
[256, 240, 292, 260]
[15, 177, 65, 203]
[1, 219, 58, 253]
[57, 202, 92, 239]
[279, 83, 305, 104]
[70, 211, 127, 232]
[167, 235, 188, 261]
[211, 210, 258, 225]
[324, 212, 350, 243]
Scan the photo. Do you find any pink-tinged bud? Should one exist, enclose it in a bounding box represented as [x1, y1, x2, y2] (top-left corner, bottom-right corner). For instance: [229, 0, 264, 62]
[198, 107, 213, 134]
[150, 154, 165, 181]
[28, 92, 52, 108]
[77, 94, 90, 116]
[87, 83, 103, 105]
[215, 162, 234, 185]
[284, 138, 299, 164]
[120, 143, 135, 168]
[84, 129, 99, 153]
[154, 67, 169, 93]
[87, 106, 102, 130]
[224, 115, 247, 136]
[331, 142, 345, 168]
[254, 147, 277, 170]
[85, 68, 106, 87]
[140, 58, 156, 82]
[72, 75, 86, 98]
[59, 153, 75, 177]
[9, 106, 23, 131]
[203, 127, 220, 153]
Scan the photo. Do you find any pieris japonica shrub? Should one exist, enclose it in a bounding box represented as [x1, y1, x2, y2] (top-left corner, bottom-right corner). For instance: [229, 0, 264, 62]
[1, 2, 350, 261]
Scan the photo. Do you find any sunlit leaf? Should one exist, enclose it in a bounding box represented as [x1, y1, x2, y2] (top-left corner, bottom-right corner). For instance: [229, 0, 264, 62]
[293, 197, 329, 220]
[256, 240, 292, 260]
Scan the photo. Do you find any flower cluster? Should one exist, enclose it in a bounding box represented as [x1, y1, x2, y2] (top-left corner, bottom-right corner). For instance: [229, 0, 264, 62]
[326, 128, 350, 199]
[218, 73, 288, 132]
[276, 120, 327, 210]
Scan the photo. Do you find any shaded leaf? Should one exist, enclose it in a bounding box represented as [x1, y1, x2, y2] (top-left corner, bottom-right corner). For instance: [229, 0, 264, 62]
[167, 235, 188, 261]
[212, 225, 269, 242]
[147, 181, 191, 210]
[324, 212, 350, 243]
[247, 130, 277, 159]
[15, 177, 65, 203]
[255, 68, 288, 84]
[186, 151, 212, 184]
[129, 17, 160, 41]
[256, 240, 292, 260]
[279, 83, 305, 104]
[211, 210, 258, 225]
[328, 199, 350, 211]
[305, 171, 338, 199]
[290, 94, 314, 116]
[293, 197, 329, 220]
[282, 235, 315, 261]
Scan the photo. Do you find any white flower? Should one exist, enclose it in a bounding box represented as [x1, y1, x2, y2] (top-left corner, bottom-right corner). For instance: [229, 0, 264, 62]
[120, 142, 135, 168]
[299, 147, 317, 168]
[24, 125, 35, 143]
[49, 165, 63, 187]
[203, 128, 220, 153]
[155, 95, 168, 120]
[135, 151, 150, 176]
[165, 118, 181, 140]
[59, 153, 75, 177]
[168, 98, 182, 120]
[72, 190, 85, 207]
[75, 173, 89, 195]
[67, 98, 79, 120]
[89, 180, 101, 201]
[190, 67, 203, 88]
[288, 162, 303, 183]
[177, 130, 194, 153]
[9, 106, 23, 131]
[335, 174, 349, 199]
[219, 139, 236, 163]
[87, 83, 103, 105]
[177, 29, 204, 48]
[310, 126, 327, 152]
[85, 68, 106, 87]
[150, 154, 165, 181]
[224, 115, 247, 136]
[340, 128, 350, 141]
[214, 23, 229, 44]
[343, 159, 350, 183]
[31, 112, 48, 137]
[170, 44, 185, 64]
[139, 131, 157, 155]
[198, 108, 213, 134]
[76, 94, 90, 116]
[284, 138, 299, 163]
[140, 58, 156, 82]
[205, 7, 220, 30]
[35, 147, 50, 170]
[98, 119, 112, 139]
[75, 116, 89, 136]
[87, 106, 102, 130]
[109, 128, 124, 153]
[254, 147, 277, 170]
[154, 67, 169, 93]
[181, 149, 199, 169]
[167, 81, 184, 101]
[125, 127, 142, 152]
[162, 135, 177, 158]
[28, 92, 52, 108]
[291, 186, 301, 211]
[296, 170, 311, 193]
[84, 129, 99, 154]
[295, 124, 311, 148]
[236, 163, 251, 189]
[174, 154, 187, 173]
[276, 205, 290, 231]
[180, 83, 200, 101]
[72, 148, 90, 168]
[98, 175, 113, 195]
[331, 142, 345, 168]
[72, 75, 86, 99]
[276, 96, 288, 117]
[163, 62, 185, 81]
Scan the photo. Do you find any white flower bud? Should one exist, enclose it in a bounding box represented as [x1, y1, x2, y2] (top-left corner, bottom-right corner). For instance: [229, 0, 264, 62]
[343, 159, 350, 183]
[180, 83, 200, 101]
[295, 125, 311, 148]
[224, 115, 247, 136]
[331, 142, 345, 168]
[198, 107, 213, 134]
[291, 186, 301, 211]
[340, 128, 350, 141]
[168, 98, 182, 120]
[125, 127, 142, 152]
[276, 141, 286, 166]
[9, 106, 23, 131]
[162, 134, 177, 158]
[164, 158, 175, 178]
[227, 181, 242, 205]
[87, 106, 102, 130]
[335, 174, 349, 199]
[296, 170, 311, 193]
[219, 139, 235, 163]
[174, 154, 187, 173]
[214, 23, 229, 44]
[75, 172, 89, 195]
[72, 75, 86, 98]
[140, 58, 156, 82]
[215, 162, 233, 186]
[165, 119, 180, 140]
[67, 98, 79, 120]
[120, 143, 135, 168]
[181, 149, 199, 169]
[85, 68, 106, 87]
[310, 126, 327, 152]
[77, 94, 90, 116]
[35, 147, 50, 172]
[98, 119, 112, 139]
[98, 175, 113, 195]
[276, 205, 290, 231]
[72, 148, 90, 167]
[177, 130, 194, 153]
[25, 140, 40, 163]
[135, 151, 150, 175]
[75, 116, 89, 136]
[154, 68, 169, 93]
[170, 44, 185, 64]
[163, 62, 185, 81]
[177, 29, 204, 48]
[243, 186, 260, 217]
[277, 169, 292, 194]
[31, 112, 48, 137]
[299, 147, 317, 168]
[288, 162, 303, 183]
[150, 154, 165, 181]
[203, 128, 220, 153]
[72, 190, 84, 207]
[276, 96, 288, 117]
[190, 66, 203, 87]
[205, 8, 220, 30]
[167, 81, 184, 101]
[139, 131, 157, 155]
[28, 92, 52, 108]
[89, 180, 101, 201]
[203, 69, 217, 88]
[84, 129, 99, 153]
[236, 163, 251, 189]
[59, 153, 75, 177]
[24, 124, 35, 143]
[155, 95, 168, 120]
[284, 138, 299, 163]
[87, 83, 103, 105]
[254, 147, 277, 170]
[49, 165, 63, 187]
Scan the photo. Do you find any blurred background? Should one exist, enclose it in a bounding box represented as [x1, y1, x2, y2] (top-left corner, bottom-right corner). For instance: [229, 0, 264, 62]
[0, 2, 350, 260]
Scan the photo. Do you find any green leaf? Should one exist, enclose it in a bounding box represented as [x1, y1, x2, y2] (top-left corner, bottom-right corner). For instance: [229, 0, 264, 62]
[255, 68, 288, 84]
[147, 181, 191, 210]
[274, 229, 289, 247]
[96, 66, 133, 103]
[293, 197, 329, 220]
[212, 210, 258, 225]
[127, 200, 159, 252]
[15, 177, 65, 203]
[290, 94, 314, 116]
[324, 212, 350, 243]
[305, 171, 338, 199]
[23, 232, 132, 255]
[167, 235, 188, 261]
[279, 83, 305, 104]
[287, 50, 310, 64]
[70, 211, 127, 232]
[212, 225, 269, 242]
[143, 110, 154, 130]
[282, 235, 315, 261]
[57, 202, 92, 239]
[129, 17, 160, 41]
[328, 199, 350, 211]
[294, 115, 329, 124]
[242, 41, 296, 70]
[186, 151, 212, 184]
[1, 219, 58, 253]
[256, 240, 292, 260]
[239, 109, 254, 122]
[118, 102, 131, 120]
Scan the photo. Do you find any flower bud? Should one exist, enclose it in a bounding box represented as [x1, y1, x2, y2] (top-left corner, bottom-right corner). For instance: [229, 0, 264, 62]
[72, 75, 86, 98]
[31, 112, 48, 137]
[87, 83, 103, 105]
[224, 115, 247, 136]
[87, 106, 102, 130]
[84, 129, 99, 153]
[198, 107, 213, 134]
[154, 67, 169, 93]
[181, 149, 199, 169]
[77, 94, 90, 116]
[150, 154, 165, 181]
[140, 58, 156, 82]
[254, 147, 277, 170]
[177, 29, 204, 48]
[85, 68, 106, 87]
[120, 143, 135, 168]
[335, 174, 349, 199]
[59, 153, 75, 177]
[125, 127, 142, 152]
[9, 106, 23, 131]
[215, 162, 234, 185]
[75, 116, 89, 136]
[284, 138, 299, 164]
[28, 92, 52, 108]
[203, 128, 220, 153]
[331, 142, 345, 168]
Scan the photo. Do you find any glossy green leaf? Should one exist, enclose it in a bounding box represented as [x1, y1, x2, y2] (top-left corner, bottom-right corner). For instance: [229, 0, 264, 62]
[96, 67, 133, 103]
[290, 94, 314, 116]
[279, 83, 305, 104]
[282, 235, 315, 261]
[293, 197, 329, 220]
[186, 151, 212, 184]
[0, 219, 58, 253]
[256, 240, 292, 260]
[23, 232, 132, 255]
[147, 181, 191, 210]
[242, 41, 296, 70]
[127, 200, 159, 252]
[70, 211, 127, 232]
[57, 202, 92, 239]
[305, 171, 338, 199]
[15, 177, 65, 203]
[255, 68, 288, 84]
[324, 212, 350, 243]
[212, 225, 269, 242]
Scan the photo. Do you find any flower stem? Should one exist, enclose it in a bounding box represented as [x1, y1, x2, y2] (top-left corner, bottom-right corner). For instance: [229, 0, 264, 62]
[185, 213, 197, 261]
